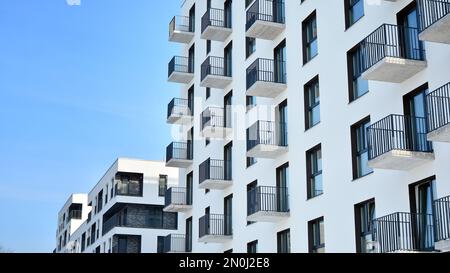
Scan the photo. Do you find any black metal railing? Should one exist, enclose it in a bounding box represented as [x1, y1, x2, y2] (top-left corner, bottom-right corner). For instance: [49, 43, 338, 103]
[426, 82, 450, 133]
[167, 98, 192, 119]
[434, 195, 450, 242]
[168, 56, 193, 77]
[199, 158, 232, 184]
[247, 186, 289, 216]
[201, 107, 231, 130]
[201, 8, 230, 33]
[372, 212, 435, 253]
[163, 234, 186, 253]
[246, 58, 286, 90]
[169, 16, 194, 34]
[367, 114, 433, 160]
[246, 0, 285, 30]
[358, 24, 425, 74]
[201, 56, 231, 81]
[247, 121, 288, 151]
[417, 0, 450, 33]
[165, 187, 192, 207]
[68, 210, 82, 221]
[166, 142, 192, 163]
[199, 214, 232, 238]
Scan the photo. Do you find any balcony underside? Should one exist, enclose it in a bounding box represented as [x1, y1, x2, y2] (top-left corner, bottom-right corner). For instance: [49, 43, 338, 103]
[163, 204, 192, 213]
[199, 179, 233, 190]
[247, 144, 288, 159]
[428, 123, 450, 143]
[362, 57, 427, 83]
[247, 81, 287, 98]
[435, 239, 450, 253]
[200, 74, 232, 89]
[368, 150, 435, 171]
[247, 211, 290, 223]
[246, 20, 285, 40]
[198, 235, 233, 243]
[169, 30, 195, 44]
[201, 26, 232, 42]
[419, 13, 450, 44]
[166, 158, 192, 168]
[201, 126, 232, 139]
[167, 114, 193, 125]
[168, 71, 194, 84]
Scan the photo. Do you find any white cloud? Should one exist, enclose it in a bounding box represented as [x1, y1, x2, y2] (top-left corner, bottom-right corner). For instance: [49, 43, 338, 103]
[66, 0, 81, 6]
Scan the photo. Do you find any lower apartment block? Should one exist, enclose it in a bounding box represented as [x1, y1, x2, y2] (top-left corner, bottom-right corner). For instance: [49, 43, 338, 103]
[55, 158, 182, 253]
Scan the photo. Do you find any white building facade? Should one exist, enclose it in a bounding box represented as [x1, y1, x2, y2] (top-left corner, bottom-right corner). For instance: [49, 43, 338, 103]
[165, 0, 450, 253]
[55, 158, 182, 253]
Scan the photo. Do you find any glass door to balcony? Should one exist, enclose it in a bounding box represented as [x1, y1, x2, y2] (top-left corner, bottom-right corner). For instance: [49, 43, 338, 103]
[276, 163, 289, 212]
[410, 178, 435, 251]
[189, 4, 195, 32]
[278, 100, 288, 146]
[273, 0, 285, 24]
[224, 194, 233, 236]
[274, 40, 286, 83]
[397, 3, 423, 60]
[224, 42, 232, 77]
[186, 172, 193, 205]
[188, 44, 195, 73]
[224, 141, 232, 180]
[224, 0, 232, 28]
[404, 86, 429, 152]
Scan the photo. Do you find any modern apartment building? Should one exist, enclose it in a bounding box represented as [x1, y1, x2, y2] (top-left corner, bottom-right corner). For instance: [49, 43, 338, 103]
[55, 158, 182, 253]
[165, 0, 450, 253]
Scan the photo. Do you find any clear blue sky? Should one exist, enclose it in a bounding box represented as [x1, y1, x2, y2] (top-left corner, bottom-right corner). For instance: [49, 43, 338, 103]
[0, 0, 181, 252]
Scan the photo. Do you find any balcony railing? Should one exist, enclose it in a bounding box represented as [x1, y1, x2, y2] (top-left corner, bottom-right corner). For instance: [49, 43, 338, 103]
[199, 214, 232, 238]
[201, 8, 230, 33]
[434, 195, 450, 242]
[367, 114, 433, 160]
[247, 186, 289, 216]
[201, 56, 231, 81]
[163, 234, 186, 253]
[168, 56, 193, 76]
[201, 107, 231, 130]
[246, 0, 285, 30]
[169, 16, 194, 34]
[358, 24, 425, 73]
[166, 142, 192, 163]
[68, 210, 82, 221]
[246, 58, 286, 90]
[426, 82, 450, 133]
[372, 212, 435, 253]
[247, 121, 288, 151]
[165, 187, 192, 207]
[167, 98, 192, 120]
[417, 0, 450, 33]
[199, 158, 231, 184]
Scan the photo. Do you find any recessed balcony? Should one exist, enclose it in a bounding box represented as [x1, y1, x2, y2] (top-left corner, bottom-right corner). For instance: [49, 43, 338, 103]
[367, 114, 434, 171]
[169, 16, 195, 44]
[246, 58, 287, 98]
[201, 107, 232, 139]
[163, 187, 192, 213]
[434, 196, 450, 252]
[426, 82, 450, 142]
[167, 98, 193, 125]
[246, 0, 285, 40]
[359, 24, 427, 83]
[247, 186, 290, 222]
[200, 56, 232, 89]
[162, 234, 189, 253]
[166, 142, 193, 168]
[199, 158, 232, 190]
[201, 8, 232, 41]
[373, 212, 435, 253]
[198, 214, 232, 243]
[418, 0, 450, 44]
[168, 56, 194, 84]
[246, 121, 288, 158]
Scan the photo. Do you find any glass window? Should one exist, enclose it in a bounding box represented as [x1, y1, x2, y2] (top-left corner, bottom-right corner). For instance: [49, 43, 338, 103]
[159, 175, 168, 196]
[303, 12, 318, 63]
[309, 217, 325, 253]
[352, 118, 373, 179]
[305, 76, 320, 129]
[307, 145, 323, 198]
[277, 229, 290, 253]
[346, 0, 364, 27]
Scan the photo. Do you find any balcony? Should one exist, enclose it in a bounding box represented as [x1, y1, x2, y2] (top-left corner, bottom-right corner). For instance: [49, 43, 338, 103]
[167, 98, 193, 125]
[434, 196, 450, 252]
[199, 158, 232, 190]
[247, 121, 288, 158]
[200, 56, 232, 89]
[367, 114, 434, 170]
[418, 0, 450, 44]
[166, 142, 193, 168]
[162, 234, 188, 253]
[359, 24, 427, 83]
[247, 186, 289, 222]
[201, 8, 232, 41]
[426, 82, 450, 142]
[372, 212, 435, 253]
[198, 214, 232, 243]
[246, 58, 287, 98]
[246, 0, 285, 40]
[168, 56, 194, 84]
[163, 187, 192, 213]
[67, 210, 82, 222]
[201, 107, 232, 139]
[169, 16, 195, 44]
